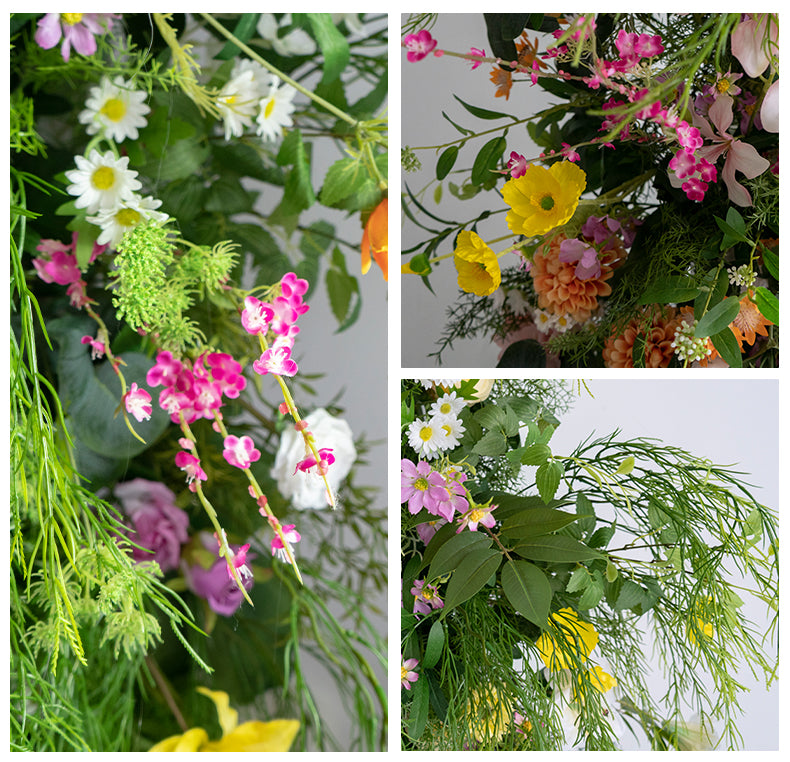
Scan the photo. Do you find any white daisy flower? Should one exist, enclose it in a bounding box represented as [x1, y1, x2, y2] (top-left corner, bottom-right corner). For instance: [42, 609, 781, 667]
[419, 379, 461, 390]
[435, 414, 466, 451]
[533, 309, 558, 334]
[332, 13, 366, 37]
[65, 149, 141, 214]
[87, 194, 168, 248]
[257, 13, 316, 57]
[217, 63, 267, 141]
[429, 391, 466, 419]
[407, 417, 444, 460]
[256, 77, 296, 142]
[78, 76, 150, 143]
[554, 313, 575, 334]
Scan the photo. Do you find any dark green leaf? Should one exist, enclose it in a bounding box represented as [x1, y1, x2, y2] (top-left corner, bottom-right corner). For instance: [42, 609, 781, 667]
[440, 110, 472, 136]
[535, 460, 563, 504]
[472, 429, 508, 457]
[306, 13, 350, 84]
[204, 178, 254, 214]
[499, 506, 579, 540]
[761, 245, 779, 280]
[639, 276, 700, 304]
[440, 548, 502, 616]
[612, 579, 646, 611]
[500, 559, 552, 627]
[453, 94, 515, 121]
[711, 326, 742, 368]
[513, 535, 603, 563]
[436, 145, 459, 181]
[406, 671, 429, 738]
[326, 246, 360, 330]
[695, 295, 740, 338]
[422, 620, 445, 669]
[754, 287, 778, 325]
[471, 135, 507, 186]
[426, 530, 492, 581]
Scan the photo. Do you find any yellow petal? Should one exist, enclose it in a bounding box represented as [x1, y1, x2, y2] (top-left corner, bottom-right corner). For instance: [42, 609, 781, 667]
[202, 720, 300, 752]
[148, 727, 209, 751]
[196, 687, 237, 736]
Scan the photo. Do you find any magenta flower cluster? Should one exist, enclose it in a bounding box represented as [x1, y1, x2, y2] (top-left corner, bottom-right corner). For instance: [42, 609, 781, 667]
[31, 232, 106, 308]
[241, 272, 310, 378]
[403, 30, 438, 62]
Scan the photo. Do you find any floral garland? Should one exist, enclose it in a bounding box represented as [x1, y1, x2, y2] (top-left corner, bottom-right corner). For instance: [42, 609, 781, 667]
[401, 14, 777, 367]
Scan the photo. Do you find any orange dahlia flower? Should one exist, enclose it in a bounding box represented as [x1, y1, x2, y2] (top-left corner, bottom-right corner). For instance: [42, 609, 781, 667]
[602, 306, 685, 368]
[361, 198, 387, 281]
[531, 233, 620, 322]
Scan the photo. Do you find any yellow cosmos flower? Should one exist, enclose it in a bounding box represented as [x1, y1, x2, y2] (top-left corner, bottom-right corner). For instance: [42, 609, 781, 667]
[688, 617, 714, 645]
[586, 665, 618, 693]
[465, 685, 512, 744]
[453, 230, 501, 296]
[536, 607, 599, 670]
[502, 161, 586, 237]
[149, 688, 299, 752]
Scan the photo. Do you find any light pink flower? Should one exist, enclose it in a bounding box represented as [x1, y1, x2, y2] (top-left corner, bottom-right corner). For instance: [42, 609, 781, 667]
[456, 503, 498, 533]
[66, 280, 92, 309]
[125, 382, 153, 422]
[410, 579, 444, 615]
[695, 94, 771, 205]
[634, 33, 663, 58]
[34, 13, 116, 62]
[731, 14, 778, 78]
[760, 79, 779, 133]
[223, 435, 261, 469]
[240, 295, 274, 335]
[401, 459, 449, 515]
[403, 30, 437, 62]
[559, 238, 601, 281]
[401, 656, 419, 689]
[252, 344, 298, 376]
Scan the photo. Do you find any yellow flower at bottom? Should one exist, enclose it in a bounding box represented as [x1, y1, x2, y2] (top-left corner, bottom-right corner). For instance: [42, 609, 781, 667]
[536, 607, 599, 670]
[453, 230, 501, 296]
[465, 685, 512, 744]
[502, 161, 586, 237]
[149, 688, 300, 752]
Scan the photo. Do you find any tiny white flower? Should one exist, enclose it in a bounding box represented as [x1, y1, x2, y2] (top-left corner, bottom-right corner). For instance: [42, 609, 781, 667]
[407, 417, 444, 459]
[554, 313, 575, 334]
[435, 414, 465, 451]
[533, 309, 558, 334]
[87, 194, 168, 248]
[256, 77, 296, 142]
[419, 379, 461, 390]
[217, 62, 267, 141]
[65, 149, 141, 214]
[78, 76, 150, 143]
[429, 391, 466, 419]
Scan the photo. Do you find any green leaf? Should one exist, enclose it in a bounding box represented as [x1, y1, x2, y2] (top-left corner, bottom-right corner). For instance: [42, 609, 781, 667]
[215, 13, 260, 59]
[406, 671, 429, 738]
[520, 443, 551, 466]
[513, 535, 603, 563]
[422, 620, 445, 669]
[306, 13, 350, 84]
[500, 559, 553, 627]
[714, 207, 750, 249]
[320, 157, 370, 207]
[426, 530, 492, 581]
[575, 493, 596, 534]
[639, 276, 700, 304]
[615, 456, 635, 475]
[566, 566, 591, 594]
[441, 110, 472, 136]
[471, 429, 508, 457]
[499, 507, 579, 540]
[453, 94, 514, 121]
[612, 579, 645, 612]
[407, 252, 432, 276]
[754, 287, 778, 325]
[151, 137, 210, 182]
[695, 295, 740, 338]
[474, 404, 506, 430]
[605, 560, 619, 583]
[436, 146, 459, 181]
[761, 245, 779, 280]
[204, 178, 254, 214]
[578, 572, 604, 609]
[711, 325, 743, 368]
[440, 548, 502, 616]
[325, 246, 361, 331]
[535, 460, 563, 504]
[471, 136, 507, 186]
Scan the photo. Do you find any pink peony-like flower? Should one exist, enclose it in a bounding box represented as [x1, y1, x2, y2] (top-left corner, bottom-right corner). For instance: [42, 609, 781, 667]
[403, 30, 437, 62]
[125, 382, 153, 422]
[222, 435, 261, 469]
[252, 343, 298, 376]
[115, 478, 189, 573]
[34, 13, 117, 61]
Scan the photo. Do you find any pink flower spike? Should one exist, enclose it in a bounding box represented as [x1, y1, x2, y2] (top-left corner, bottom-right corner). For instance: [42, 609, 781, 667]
[80, 335, 105, 360]
[252, 344, 298, 377]
[175, 451, 207, 485]
[468, 47, 486, 69]
[271, 524, 301, 563]
[32, 248, 81, 285]
[240, 295, 274, 335]
[507, 151, 527, 178]
[403, 30, 437, 62]
[125, 382, 153, 422]
[560, 143, 581, 162]
[222, 435, 261, 469]
[226, 543, 254, 581]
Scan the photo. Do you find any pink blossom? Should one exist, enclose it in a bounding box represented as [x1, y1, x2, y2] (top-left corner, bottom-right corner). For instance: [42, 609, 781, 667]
[415, 518, 446, 545]
[634, 33, 663, 58]
[401, 459, 449, 514]
[581, 215, 625, 249]
[225, 542, 254, 581]
[223, 435, 261, 469]
[146, 351, 185, 388]
[560, 143, 581, 162]
[507, 151, 527, 178]
[410, 579, 444, 615]
[401, 656, 419, 689]
[271, 524, 301, 562]
[731, 14, 778, 78]
[125, 382, 153, 422]
[66, 280, 92, 309]
[279, 272, 310, 317]
[205, 352, 246, 399]
[669, 148, 698, 179]
[174, 450, 207, 486]
[240, 295, 274, 335]
[294, 447, 335, 475]
[760, 79, 779, 133]
[468, 47, 486, 70]
[403, 30, 437, 62]
[695, 94, 771, 205]
[34, 13, 117, 61]
[32, 242, 81, 285]
[559, 238, 601, 280]
[267, 296, 299, 337]
[252, 344, 298, 377]
[456, 503, 498, 533]
[681, 176, 709, 202]
[675, 121, 703, 153]
[428, 477, 469, 522]
[80, 334, 105, 360]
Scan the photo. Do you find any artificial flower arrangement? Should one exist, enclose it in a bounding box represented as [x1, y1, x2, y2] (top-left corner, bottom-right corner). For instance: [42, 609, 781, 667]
[401, 14, 777, 367]
[400, 379, 777, 750]
[10, 13, 386, 751]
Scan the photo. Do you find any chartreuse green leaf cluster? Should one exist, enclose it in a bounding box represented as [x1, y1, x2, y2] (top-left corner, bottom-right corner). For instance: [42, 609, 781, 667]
[401, 380, 777, 751]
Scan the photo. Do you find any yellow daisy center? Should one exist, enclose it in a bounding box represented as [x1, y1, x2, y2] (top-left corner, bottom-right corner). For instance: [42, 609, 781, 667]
[61, 13, 83, 25]
[419, 426, 434, 442]
[469, 508, 485, 522]
[115, 207, 141, 227]
[413, 477, 429, 492]
[716, 79, 730, 94]
[91, 166, 115, 190]
[264, 98, 276, 119]
[441, 424, 452, 436]
[100, 97, 126, 122]
[401, 666, 408, 680]
[439, 402, 452, 414]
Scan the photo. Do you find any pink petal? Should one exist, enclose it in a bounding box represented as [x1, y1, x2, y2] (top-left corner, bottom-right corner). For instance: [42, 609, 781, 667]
[34, 14, 62, 49]
[728, 139, 770, 179]
[721, 156, 753, 207]
[708, 94, 734, 136]
[731, 16, 775, 78]
[760, 79, 779, 133]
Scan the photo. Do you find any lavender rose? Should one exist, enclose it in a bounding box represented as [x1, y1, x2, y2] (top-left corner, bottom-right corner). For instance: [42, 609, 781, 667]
[114, 478, 189, 573]
[182, 532, 254, 617]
